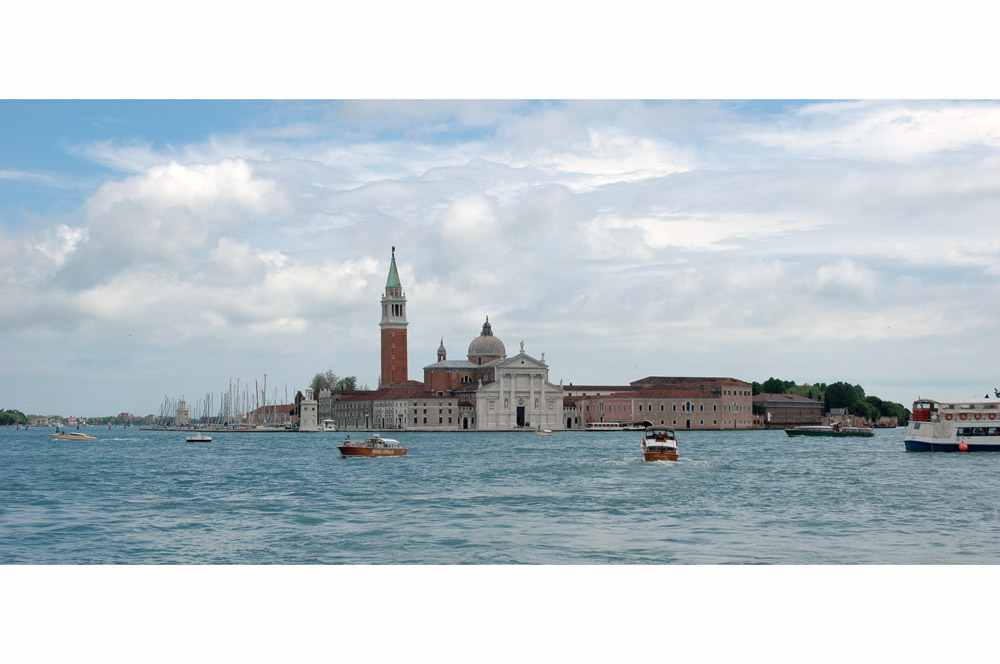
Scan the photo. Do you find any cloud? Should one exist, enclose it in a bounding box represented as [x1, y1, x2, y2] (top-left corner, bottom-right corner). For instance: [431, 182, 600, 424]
[3, 100, 1000, 414]
[743, 100, 1000, 161]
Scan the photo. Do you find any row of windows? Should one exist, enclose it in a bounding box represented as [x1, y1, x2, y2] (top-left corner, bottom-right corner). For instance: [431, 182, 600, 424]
[957, 427, 1000, 437]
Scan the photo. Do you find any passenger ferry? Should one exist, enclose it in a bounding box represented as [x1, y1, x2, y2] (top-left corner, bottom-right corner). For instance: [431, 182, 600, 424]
[786, 423, 873, 437]
[585, 422, 624, 431]
[904, 399, 1000, 452]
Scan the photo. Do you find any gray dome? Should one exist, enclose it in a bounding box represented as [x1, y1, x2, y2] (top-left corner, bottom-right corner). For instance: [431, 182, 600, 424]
[468, 317, 506, 359]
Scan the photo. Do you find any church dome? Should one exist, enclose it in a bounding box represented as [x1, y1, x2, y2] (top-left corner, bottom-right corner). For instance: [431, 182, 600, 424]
[468, 317, 506, 360]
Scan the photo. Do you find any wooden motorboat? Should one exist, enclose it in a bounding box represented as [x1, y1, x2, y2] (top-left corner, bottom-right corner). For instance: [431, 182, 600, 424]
[338, 433, 407, 457]
[642, 426, 678, 462]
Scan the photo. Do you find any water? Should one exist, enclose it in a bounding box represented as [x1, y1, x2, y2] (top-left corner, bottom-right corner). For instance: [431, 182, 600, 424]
[3, 425, 999, 564]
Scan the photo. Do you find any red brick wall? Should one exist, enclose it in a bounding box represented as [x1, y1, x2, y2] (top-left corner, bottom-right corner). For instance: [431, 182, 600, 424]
[381, 327, 407, 386]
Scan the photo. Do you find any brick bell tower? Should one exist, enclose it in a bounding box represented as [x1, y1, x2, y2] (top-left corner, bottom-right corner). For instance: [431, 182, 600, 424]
[379, 246, 408, 388]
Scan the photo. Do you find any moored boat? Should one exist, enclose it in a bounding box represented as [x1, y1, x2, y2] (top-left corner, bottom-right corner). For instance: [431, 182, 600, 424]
[905, 399, 1000, 452]
[338, 433, 407, 457]
[535, 427, 553, 436]
[785, 423, 873, 437]
[642, 426, 678, 462]
[50, 431, 97, 441]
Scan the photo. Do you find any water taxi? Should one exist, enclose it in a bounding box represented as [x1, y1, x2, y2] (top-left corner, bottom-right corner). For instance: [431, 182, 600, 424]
[186, 435, 213, 442]
[642, 426, 678, 462]
[321, 419, 337, 432]
[785, 423, 874, 437]
[338, 433, 407, 457]
[50, 431, 98, 441]
[905, 399, 1000, 452]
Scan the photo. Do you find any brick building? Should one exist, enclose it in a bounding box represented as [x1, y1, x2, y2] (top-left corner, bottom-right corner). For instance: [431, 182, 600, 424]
[752, 393, 824, 428]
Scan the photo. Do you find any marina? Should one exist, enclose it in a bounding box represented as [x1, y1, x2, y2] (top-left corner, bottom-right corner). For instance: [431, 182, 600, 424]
[5, 425, 1000, 564]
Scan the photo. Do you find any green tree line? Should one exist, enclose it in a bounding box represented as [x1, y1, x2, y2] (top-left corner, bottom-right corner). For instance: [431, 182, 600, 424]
[1, 409, 28, 426]
[752, 378, 910, 424]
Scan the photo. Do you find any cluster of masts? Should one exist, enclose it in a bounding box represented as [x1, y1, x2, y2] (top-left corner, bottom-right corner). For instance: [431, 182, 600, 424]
[156, 375, 297, 427]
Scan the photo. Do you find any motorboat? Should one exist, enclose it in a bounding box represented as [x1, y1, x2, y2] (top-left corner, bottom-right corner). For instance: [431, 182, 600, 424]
[321, 419, 337, 432]
[905, 399, 1000, 451]
[186, 435, 213, 442]
[535, 427, 554, 436]
[50, 431, 97, 441]
[642, 426, 678, 462]
[338, 433, 407, 457]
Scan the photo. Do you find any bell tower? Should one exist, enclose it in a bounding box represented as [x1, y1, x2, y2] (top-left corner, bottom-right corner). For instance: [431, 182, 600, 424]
[379, 246, 408, 387]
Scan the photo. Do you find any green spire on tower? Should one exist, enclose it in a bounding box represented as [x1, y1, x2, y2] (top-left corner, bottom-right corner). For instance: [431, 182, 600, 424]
[385, 246, 402, 289]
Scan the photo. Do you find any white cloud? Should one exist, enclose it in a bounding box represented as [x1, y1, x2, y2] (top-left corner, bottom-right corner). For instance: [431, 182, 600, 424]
[4, 100, 1000, 414]
[744, 100, 1000, 161]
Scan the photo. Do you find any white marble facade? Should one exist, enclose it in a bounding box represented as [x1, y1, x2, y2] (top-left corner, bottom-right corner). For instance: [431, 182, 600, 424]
[476, 344, 564, 430]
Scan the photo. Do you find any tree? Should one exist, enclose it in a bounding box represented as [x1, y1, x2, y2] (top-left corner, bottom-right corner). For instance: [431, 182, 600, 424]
[0, 409, 28, 426]
[761, 377, 795, 394]
[309, 370, 339, 397]
[308, 371, 361, 395]
[824, 382, 861, 412]
[335, 376, 358, 391]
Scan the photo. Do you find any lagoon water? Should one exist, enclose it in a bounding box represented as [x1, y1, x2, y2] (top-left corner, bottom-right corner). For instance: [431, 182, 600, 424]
[2, 425, 999, 564]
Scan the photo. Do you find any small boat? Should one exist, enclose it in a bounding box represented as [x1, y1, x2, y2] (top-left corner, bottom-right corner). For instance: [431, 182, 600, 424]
[50, 431, 98, 441]
[785, 423, 874, 437]
[338, 433, 407, 457]
[321, 419, 338, 432]
[535, 427, 554, 436]
[186, 435, 213, 442]
[642, 426, 678, 462]
[905, 399, 1000, 452]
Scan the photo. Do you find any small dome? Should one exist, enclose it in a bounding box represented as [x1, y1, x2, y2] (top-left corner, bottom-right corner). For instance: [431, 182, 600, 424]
[468, 317, 506, 359]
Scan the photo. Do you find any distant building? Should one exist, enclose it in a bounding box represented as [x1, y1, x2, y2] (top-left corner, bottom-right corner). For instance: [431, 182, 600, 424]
[379, 246, 409, 388]
[753, 393, 824, 428]
[572, 377, 754, 430]
[246, 403, 295, 427]
[175, 400, 189, 426]
[476, 342, 563, 430]
[299, 389, 318, 431]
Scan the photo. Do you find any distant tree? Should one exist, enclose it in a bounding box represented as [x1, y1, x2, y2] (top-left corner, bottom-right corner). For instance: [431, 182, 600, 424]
[335, 376, 358, 391]
[761, 377, 793, 394]
[0, 409, 28, 426]
[308, 372, 361, 395]
[309, 370, 339, 396]
[824, 382, 861, 412]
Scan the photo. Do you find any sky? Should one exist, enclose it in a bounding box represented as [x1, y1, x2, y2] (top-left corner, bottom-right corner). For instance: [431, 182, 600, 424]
[2, 98, 998, 416]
